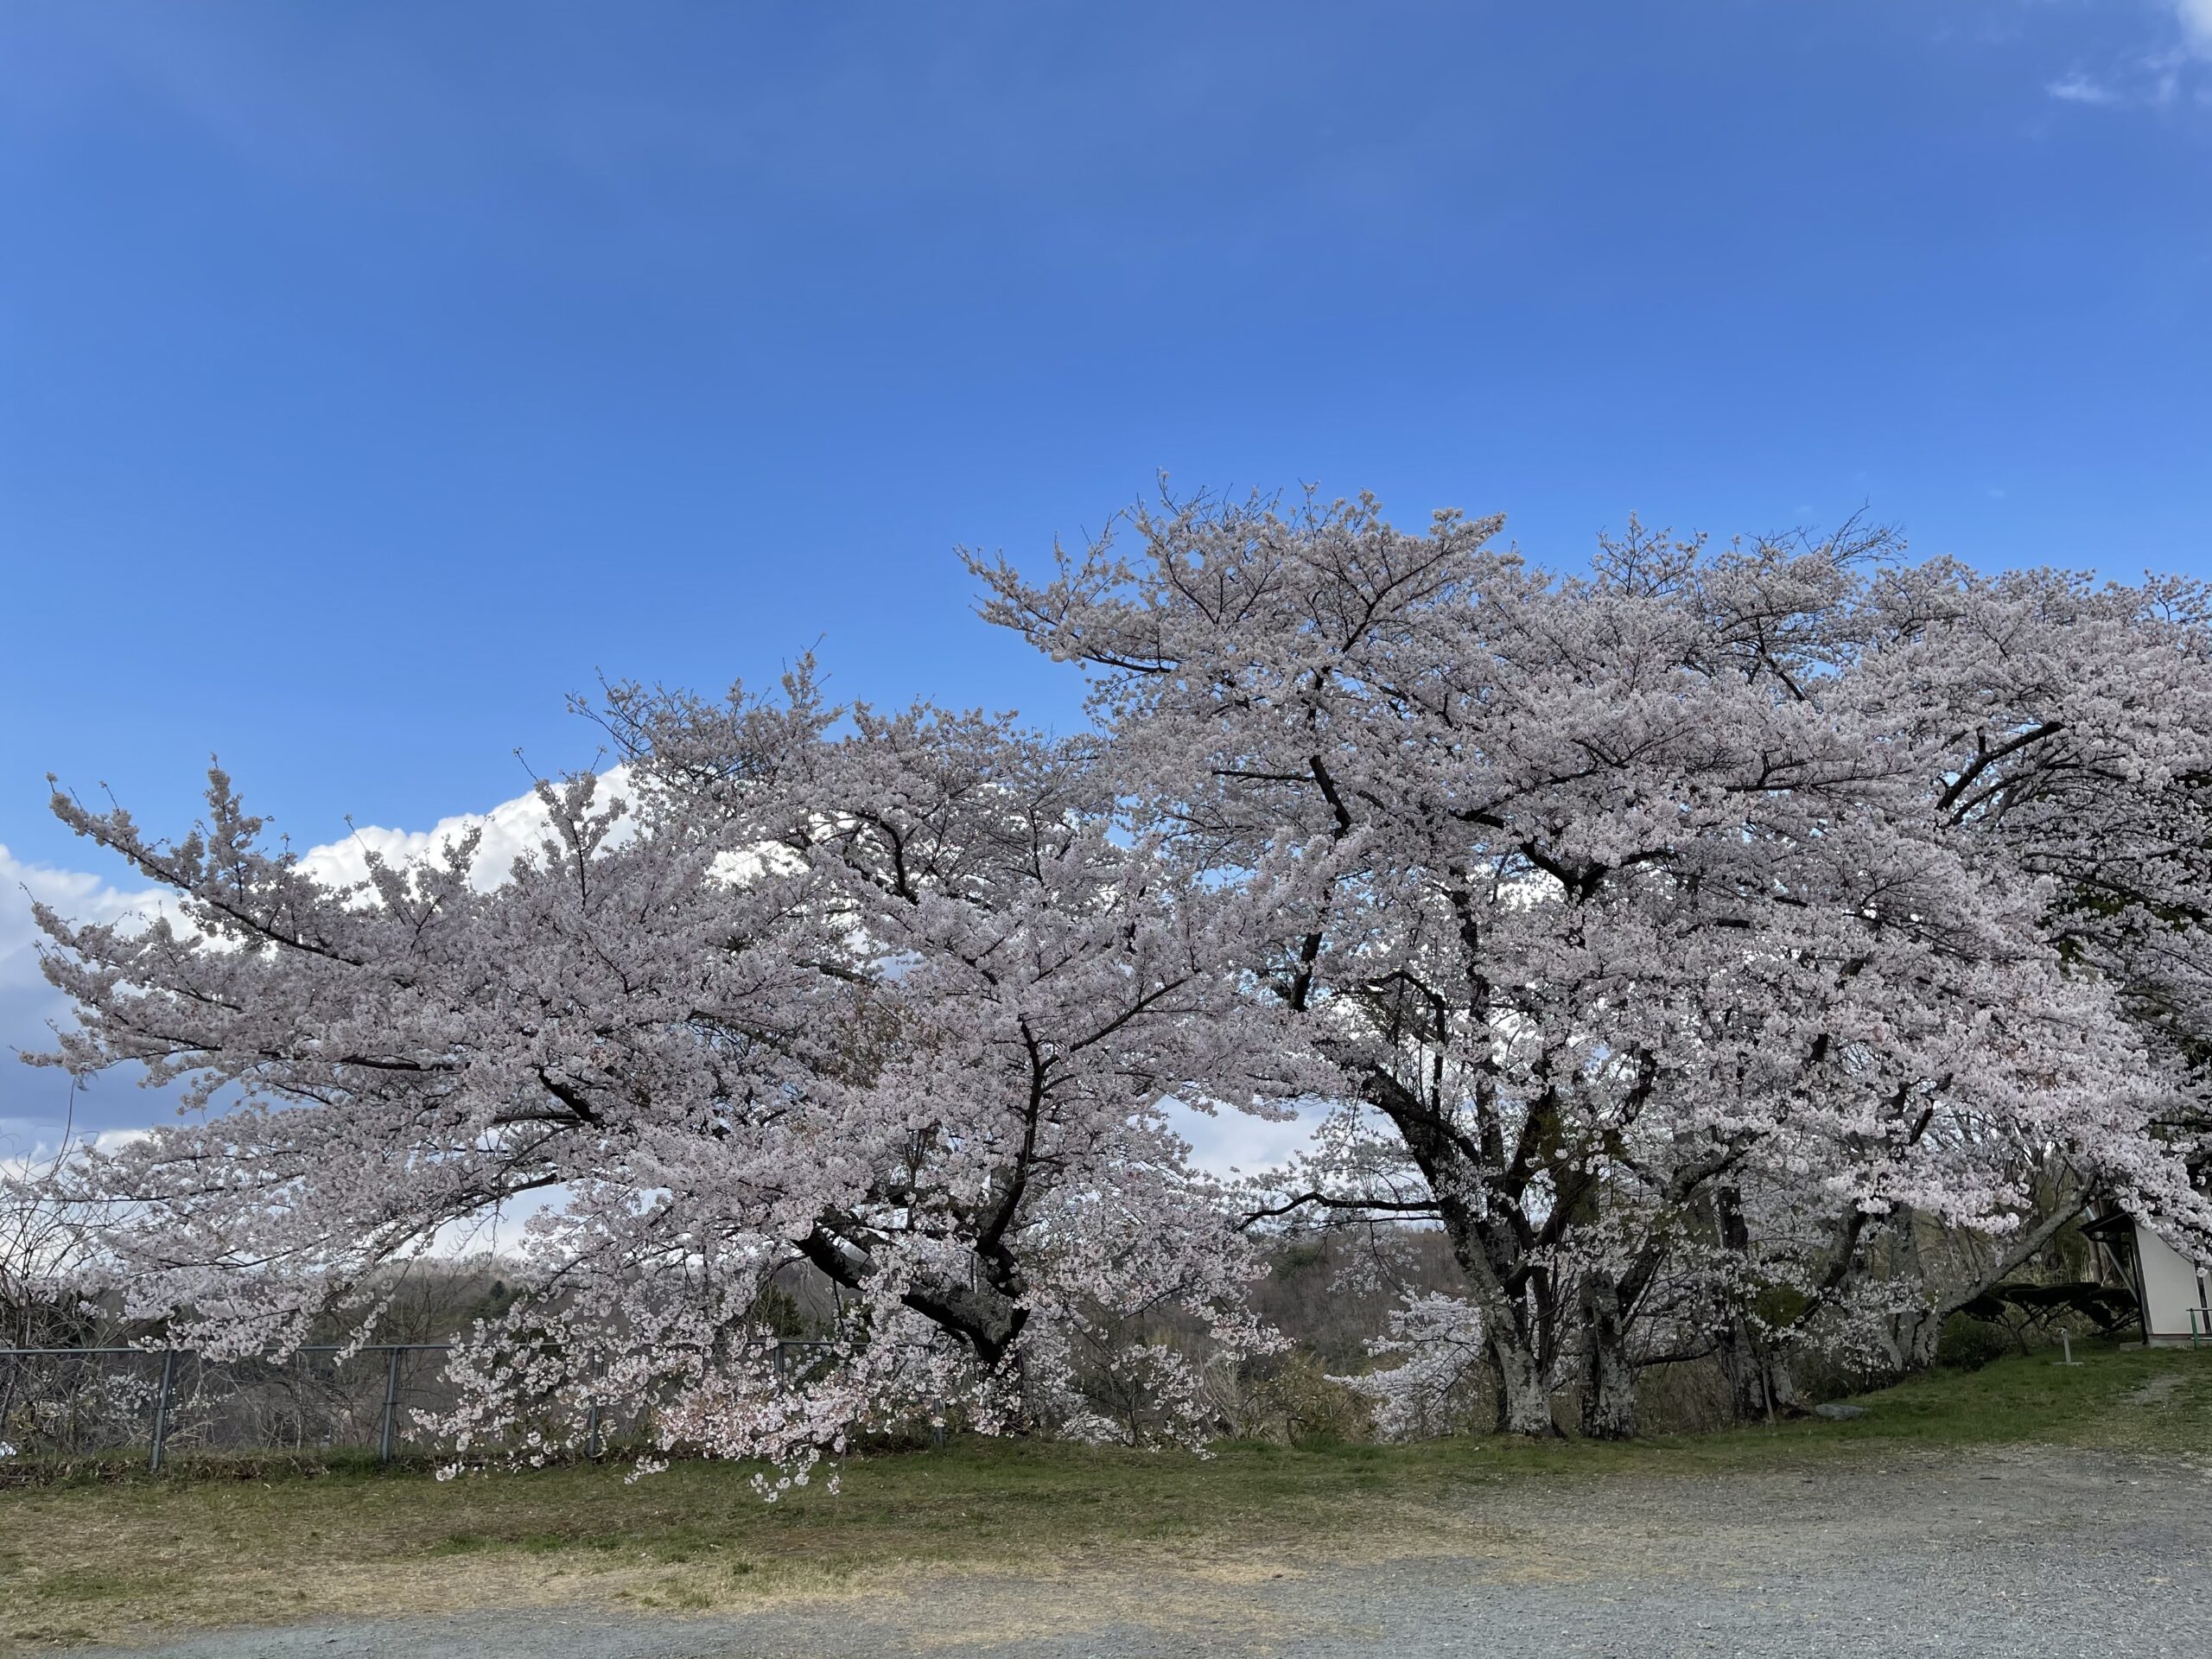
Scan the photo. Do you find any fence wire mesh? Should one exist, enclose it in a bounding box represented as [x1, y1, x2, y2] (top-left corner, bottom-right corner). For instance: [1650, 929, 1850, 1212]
[0, 1342, 829, 1471]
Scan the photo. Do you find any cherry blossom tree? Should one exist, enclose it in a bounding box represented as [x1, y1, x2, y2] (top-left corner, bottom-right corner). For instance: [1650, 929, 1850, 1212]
[1772, 558, 2212, 1376]
[28, 664, 1310, 1479]
[29, 487, 2212, 1462]
[972, 492, 2212, 1436]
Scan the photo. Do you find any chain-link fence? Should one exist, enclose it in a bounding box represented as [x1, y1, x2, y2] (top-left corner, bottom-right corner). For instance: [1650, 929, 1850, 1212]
[0, 1341, 832, 1473]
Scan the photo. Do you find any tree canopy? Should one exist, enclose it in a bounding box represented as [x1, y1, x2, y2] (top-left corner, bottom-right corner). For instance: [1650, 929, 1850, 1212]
[23, 493, 2212, 1468]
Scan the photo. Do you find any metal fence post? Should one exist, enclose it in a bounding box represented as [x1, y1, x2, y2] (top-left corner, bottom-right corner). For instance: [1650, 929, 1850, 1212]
[377, 1345, 403, 1465]
[149, 1349, 179, 1474]
[584, 1402, 601, 1459]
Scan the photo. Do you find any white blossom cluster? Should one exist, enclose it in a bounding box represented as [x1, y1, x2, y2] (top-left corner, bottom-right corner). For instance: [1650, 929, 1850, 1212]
[973, 493, 2212, 1435]
[26, 490, 2212, 1462]
[29, 671, 1314, 1477]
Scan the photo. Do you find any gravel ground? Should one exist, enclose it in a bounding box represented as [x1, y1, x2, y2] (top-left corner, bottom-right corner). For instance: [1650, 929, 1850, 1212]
[89, 1446, 2212, 1658]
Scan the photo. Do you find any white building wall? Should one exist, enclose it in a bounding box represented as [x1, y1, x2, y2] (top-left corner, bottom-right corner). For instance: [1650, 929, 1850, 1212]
[2135, 1221, 2211, 1344]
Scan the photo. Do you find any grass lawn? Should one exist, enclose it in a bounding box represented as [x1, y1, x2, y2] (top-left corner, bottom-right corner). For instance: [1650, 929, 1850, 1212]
[3, 1340, 2207, 1652]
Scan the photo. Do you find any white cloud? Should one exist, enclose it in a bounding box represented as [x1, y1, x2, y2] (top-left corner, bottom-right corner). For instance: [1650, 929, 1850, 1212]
[1169, 1096, 1319, 1182]
[0, 1126, 148, 1179]
[2178, 0, 2212, 59]
[3, 771, 604, 1050]
[2043, 5, 2212, 108]
[1, 845, 185, 1157]
[3, 764, 615, 1004]
[2046, 73, 2117, 105]
[1, 776, 609, 1157]
[297, 766, 632, 894]
[0, 844, 175, 996]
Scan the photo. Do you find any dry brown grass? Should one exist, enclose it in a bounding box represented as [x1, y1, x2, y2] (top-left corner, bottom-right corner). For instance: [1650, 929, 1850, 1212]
[3, 1339, 2206, 1652]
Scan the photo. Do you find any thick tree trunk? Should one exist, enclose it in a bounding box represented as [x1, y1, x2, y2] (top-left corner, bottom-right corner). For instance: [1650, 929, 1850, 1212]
[1489, 1324, 1557, 1438]
[1712, 1185, 1798, 1421]
[1356, 1065, 1565, 1439]
[800, 1227, 1029, 1369]
[1719, 1318, 1799, 1421]
[1467, 1264, 1562, 1438]
[1577, 1271, 1637, 1439]
[1891, 1306, 1943, 1373]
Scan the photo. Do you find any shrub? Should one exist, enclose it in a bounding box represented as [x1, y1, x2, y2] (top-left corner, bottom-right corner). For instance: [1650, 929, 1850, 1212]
[1936, 1313, 2012, 1372]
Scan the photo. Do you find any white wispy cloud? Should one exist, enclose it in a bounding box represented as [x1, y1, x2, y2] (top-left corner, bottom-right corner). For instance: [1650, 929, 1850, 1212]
[2044, 4, 2212, 108]
[2179, 0, 2212, 59]
[2046, 73, 2118, 105]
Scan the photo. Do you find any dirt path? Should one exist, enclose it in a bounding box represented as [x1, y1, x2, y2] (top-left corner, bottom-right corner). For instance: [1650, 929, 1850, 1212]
[81, 1446, 2212, 1657]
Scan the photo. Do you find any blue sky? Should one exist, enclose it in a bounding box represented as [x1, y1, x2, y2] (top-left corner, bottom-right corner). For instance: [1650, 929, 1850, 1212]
[4, 1, 2211, 1151]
